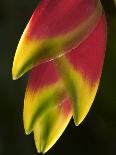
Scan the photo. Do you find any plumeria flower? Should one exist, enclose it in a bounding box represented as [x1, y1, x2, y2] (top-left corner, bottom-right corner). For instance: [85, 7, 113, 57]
[12, 0, 107, 153]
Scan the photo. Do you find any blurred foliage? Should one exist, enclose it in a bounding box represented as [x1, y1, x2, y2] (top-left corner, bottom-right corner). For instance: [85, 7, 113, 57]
[0, 0, 116, 155]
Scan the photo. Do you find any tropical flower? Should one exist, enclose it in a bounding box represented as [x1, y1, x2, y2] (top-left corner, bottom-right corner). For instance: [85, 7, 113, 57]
[12, 0, 107, 153]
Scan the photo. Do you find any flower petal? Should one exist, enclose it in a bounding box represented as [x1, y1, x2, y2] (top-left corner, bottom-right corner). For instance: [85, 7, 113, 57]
[55, 15, 107, 125]
[24, 61, 72, 153]
[23, 13, 106, 153]
[12, 0, 102, 80]
[34, 99, 71, 153]
[24, 61, 60, 133]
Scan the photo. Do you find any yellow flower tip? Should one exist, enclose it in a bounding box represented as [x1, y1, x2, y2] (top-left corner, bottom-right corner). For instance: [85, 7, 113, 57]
[12, 36, 36, 80]
[12, 62, 18, 80]
[74, 117, 85, 127]
[41, 148, 48, 154]
[25, 129, 31, 135]
[12, 54, 30, 80]
[12, 69, 21, 80]
[24, 122, 33, 135]
[12, 67, 22, 80]
[36, 146, 47, 154]
[12, 58, 22, 80]
[12, 75, 17, 81]
[36, 147, 46, 154]
[36, 144, 51, 154]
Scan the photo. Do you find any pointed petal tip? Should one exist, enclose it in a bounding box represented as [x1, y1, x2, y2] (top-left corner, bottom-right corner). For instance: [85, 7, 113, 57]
[73, 117, 84, 127]
[12, 76, 17, 81]
[12, 65, 18, 80]
[12, 73, 21, 80]
[12, 37, 35, 80]
[12, 74, 19, 80]
[24, 120, 33, 135]
[36, 147, 47, 154]
[24, 124, 32, 135]
[12, 65, 21, 80]
[34, 135, 49, 154]
[25, 130, 31, 135]
[36, 143, 53, 154]
[24, 123, 33, 135]
[12, 62, 27, 80]
[12, 60, 26, 80]
[41, 149, 48, 154]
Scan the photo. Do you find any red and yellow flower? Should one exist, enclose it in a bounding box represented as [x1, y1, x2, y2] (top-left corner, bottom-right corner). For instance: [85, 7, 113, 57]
[12, 0, 107, 153]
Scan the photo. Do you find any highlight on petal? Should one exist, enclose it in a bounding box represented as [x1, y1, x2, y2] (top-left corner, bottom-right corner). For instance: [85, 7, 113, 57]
[55, 15, 107, 125]
[12, 0, 103, 80]
[24, 61, 72, 153]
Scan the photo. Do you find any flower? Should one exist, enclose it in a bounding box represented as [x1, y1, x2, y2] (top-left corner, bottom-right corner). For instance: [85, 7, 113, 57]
[12, 0, 107, 153]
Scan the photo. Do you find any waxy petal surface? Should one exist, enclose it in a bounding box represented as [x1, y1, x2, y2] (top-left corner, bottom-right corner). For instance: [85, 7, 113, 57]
[24, 61, 72, 153]
[55, 15, 107, 125]
[24, 15, 106, 152]
[24, 61, 60, 133]
[34, 99, 71, 153]
[12, 0, 102, 79]
[12, 0, 107, 153]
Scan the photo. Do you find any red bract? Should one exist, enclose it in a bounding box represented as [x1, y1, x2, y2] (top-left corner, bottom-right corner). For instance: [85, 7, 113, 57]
[27, 0, 100, 38]
[12, 0, 107, 153]
[12, 0, 102, 79]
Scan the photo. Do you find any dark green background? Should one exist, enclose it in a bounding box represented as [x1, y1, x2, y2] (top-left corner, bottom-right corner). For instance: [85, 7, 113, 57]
[0, 0, 116, 155]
